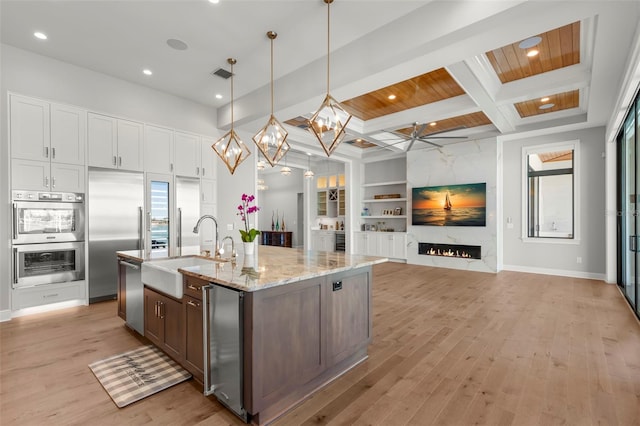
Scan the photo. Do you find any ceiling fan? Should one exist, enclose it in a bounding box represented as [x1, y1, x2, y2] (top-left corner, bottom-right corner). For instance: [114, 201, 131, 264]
[373, 122, 468, 151]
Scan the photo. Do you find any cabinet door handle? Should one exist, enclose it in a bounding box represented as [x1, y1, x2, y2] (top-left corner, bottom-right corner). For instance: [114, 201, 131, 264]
[170, 163, 174, 172]
[51, 147, 56, 159]
[187, 284, 199, 291]
[52, 177, 56, 189]
[44, 147, 49, 158]
[160, 302, 165, 319]
[187, 300, 199, 307]
[118, 156, 122, 167]
[112, 156, 117, 166]
[44, 176, 49, 188]
[196, 167, 200, 176]
[202, 167, 205, 177]
[154, 301, 158, 317]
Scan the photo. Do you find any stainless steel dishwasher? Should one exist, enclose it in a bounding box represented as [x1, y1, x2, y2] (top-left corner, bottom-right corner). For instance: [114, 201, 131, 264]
[202, 283, 247, 422]
[119, 258, 144, 335]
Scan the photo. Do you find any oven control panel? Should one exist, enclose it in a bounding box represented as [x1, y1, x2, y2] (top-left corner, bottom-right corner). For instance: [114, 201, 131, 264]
[12, 190, 84, 203]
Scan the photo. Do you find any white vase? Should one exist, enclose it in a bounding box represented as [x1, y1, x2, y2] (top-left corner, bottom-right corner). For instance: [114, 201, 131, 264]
[243, 241, 255, 255]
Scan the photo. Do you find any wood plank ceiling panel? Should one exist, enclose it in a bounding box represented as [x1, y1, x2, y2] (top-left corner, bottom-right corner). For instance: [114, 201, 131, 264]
[486, 21, 580, 84]
[514, 90, 579, 118]
[341, 68, 465, 121]
[396, 111, 492, 136]
[538, 150, 573, 163]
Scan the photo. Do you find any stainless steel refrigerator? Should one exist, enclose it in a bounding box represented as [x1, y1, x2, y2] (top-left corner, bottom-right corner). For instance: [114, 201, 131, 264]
[88, 169, 144, 303]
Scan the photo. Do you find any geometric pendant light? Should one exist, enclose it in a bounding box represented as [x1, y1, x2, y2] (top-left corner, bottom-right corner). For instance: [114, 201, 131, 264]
[252, 31, 290, 166]
[212, 58, 252, 175]
[308, 0, 352, 157]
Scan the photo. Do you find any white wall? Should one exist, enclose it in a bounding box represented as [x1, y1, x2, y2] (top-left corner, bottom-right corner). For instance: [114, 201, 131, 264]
[258, 169, 304, 247]
[406, 138, 499, 273]
[215, 129, 257, 251]
[0, 44, 219, 318]
[502, 127, 606, 279]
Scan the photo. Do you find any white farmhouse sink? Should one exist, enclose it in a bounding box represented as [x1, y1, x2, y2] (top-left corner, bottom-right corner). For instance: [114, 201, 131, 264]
[142, 256, 224, 298]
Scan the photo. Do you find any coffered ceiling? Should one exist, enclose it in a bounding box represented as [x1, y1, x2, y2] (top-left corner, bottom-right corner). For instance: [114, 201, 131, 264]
[2, 1, 639, 162]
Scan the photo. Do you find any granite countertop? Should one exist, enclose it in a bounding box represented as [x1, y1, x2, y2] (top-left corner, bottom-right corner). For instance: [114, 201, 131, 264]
[178, 245, 387, 292]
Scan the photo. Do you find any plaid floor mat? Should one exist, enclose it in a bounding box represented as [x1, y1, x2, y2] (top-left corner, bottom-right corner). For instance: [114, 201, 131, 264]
[89, 345, 191, 408]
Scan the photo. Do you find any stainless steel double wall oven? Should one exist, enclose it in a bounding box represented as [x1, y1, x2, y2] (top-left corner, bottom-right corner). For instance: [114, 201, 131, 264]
[12, 190, 85, 288]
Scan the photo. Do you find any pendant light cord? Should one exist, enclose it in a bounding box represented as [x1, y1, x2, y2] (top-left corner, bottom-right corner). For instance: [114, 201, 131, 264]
[230, 61, 234, 130]
[271, 36, 274, 115]
[327, 0, 330, 94]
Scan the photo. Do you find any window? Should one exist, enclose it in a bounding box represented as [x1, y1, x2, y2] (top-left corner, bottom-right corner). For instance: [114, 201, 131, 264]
[522, 141, 579, 242]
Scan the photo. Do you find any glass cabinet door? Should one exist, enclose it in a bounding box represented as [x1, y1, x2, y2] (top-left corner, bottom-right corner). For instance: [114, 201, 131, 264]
[146, 173, 174, 253]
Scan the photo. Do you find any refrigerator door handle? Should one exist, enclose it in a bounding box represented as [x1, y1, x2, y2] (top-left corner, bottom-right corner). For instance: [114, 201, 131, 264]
[177, 208, 183, 250]
[138, 207, 144, 251]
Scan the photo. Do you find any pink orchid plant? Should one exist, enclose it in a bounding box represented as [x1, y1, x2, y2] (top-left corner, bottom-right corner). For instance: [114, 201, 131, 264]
[237, 193, 260, 242]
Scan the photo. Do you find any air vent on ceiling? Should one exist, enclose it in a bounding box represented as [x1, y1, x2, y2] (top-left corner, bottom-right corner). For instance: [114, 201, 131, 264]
[211, 68, 233, 79]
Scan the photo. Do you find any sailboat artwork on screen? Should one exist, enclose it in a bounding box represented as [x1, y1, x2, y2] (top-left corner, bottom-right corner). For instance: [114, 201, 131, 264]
[412, 183, 486, 226]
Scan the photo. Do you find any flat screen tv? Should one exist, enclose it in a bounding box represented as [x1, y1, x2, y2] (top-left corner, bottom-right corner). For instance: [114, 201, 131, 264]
[412, 182, 486, 226]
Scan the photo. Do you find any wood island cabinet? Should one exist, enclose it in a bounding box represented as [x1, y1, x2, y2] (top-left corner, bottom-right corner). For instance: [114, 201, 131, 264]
[183, 275, 207, 383]
[242, 267, 372, 422]
[144, 287, 184, 363]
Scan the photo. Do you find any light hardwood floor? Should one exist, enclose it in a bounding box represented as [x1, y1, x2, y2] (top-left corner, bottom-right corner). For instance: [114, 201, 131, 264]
[2, 263, 639, 426]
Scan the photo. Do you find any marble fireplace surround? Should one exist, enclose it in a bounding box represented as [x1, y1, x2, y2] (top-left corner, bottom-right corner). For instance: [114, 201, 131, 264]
[407, 138, 498, 273]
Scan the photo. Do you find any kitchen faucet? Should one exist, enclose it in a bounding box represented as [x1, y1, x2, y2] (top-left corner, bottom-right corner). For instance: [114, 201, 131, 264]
[193, 215, 220, 257]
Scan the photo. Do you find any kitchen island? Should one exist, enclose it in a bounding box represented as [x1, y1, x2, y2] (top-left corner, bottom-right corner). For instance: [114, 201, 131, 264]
[119, 245, 387, 425]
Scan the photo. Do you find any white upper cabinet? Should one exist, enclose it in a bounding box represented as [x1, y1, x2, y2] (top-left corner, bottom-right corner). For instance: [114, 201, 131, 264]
[117, 119, 143, 171]
[174, 131, 200, 178]
[10, 95, 86, 192]
[145, 125, 174, 174]
[87, 113, 116, 168]
[88, 113, 143, 171]
[10, 95, 50, 162]
[200, 136, 217, 180]
[50, 103, 86, 165]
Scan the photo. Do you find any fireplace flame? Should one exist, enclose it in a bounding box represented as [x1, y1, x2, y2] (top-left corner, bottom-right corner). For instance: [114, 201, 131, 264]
[426, 247, 472, 258]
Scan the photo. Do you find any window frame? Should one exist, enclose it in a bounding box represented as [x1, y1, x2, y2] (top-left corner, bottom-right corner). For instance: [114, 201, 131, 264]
[521, 140, 580, 245]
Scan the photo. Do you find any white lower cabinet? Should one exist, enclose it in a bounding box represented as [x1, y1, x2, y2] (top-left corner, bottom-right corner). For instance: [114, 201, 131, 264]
[312, 231, 335, 252]
[13, 281, 86, 311]
[354, 231, 406, 260]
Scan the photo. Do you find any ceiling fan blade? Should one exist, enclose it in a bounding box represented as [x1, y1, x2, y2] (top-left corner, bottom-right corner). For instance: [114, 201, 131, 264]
[414, 123, 427, 138]
[418, 135, 467, 140]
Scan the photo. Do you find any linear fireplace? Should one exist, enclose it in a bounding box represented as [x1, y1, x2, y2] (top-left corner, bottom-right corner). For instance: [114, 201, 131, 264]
[418, 242, 481, 259]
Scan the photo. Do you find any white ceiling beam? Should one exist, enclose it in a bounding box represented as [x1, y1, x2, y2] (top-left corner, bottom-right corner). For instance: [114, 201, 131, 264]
[447, 61, 516, 133]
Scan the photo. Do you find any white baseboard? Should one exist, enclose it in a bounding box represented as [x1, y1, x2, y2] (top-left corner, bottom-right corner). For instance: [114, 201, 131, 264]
[502, 264, 606, 281]
[0, 309, 12, 322]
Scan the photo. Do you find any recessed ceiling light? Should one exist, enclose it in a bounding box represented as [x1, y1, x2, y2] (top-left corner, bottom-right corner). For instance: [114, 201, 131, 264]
[208, 0, 219, 3]
[215, 94, 223, 99]
[34, 32, 47, 40]
[388, 94, 396, 100]
[540, 97, 550, 102]
[518, 36, 542, 49]
[166, 39, 188, 51]
[526, 49, 539, 58]
[539, 103, 555, 110]
[356, 138, 362, 142]
[429, 122, 437, 127]
[143, 69, 153, 76]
